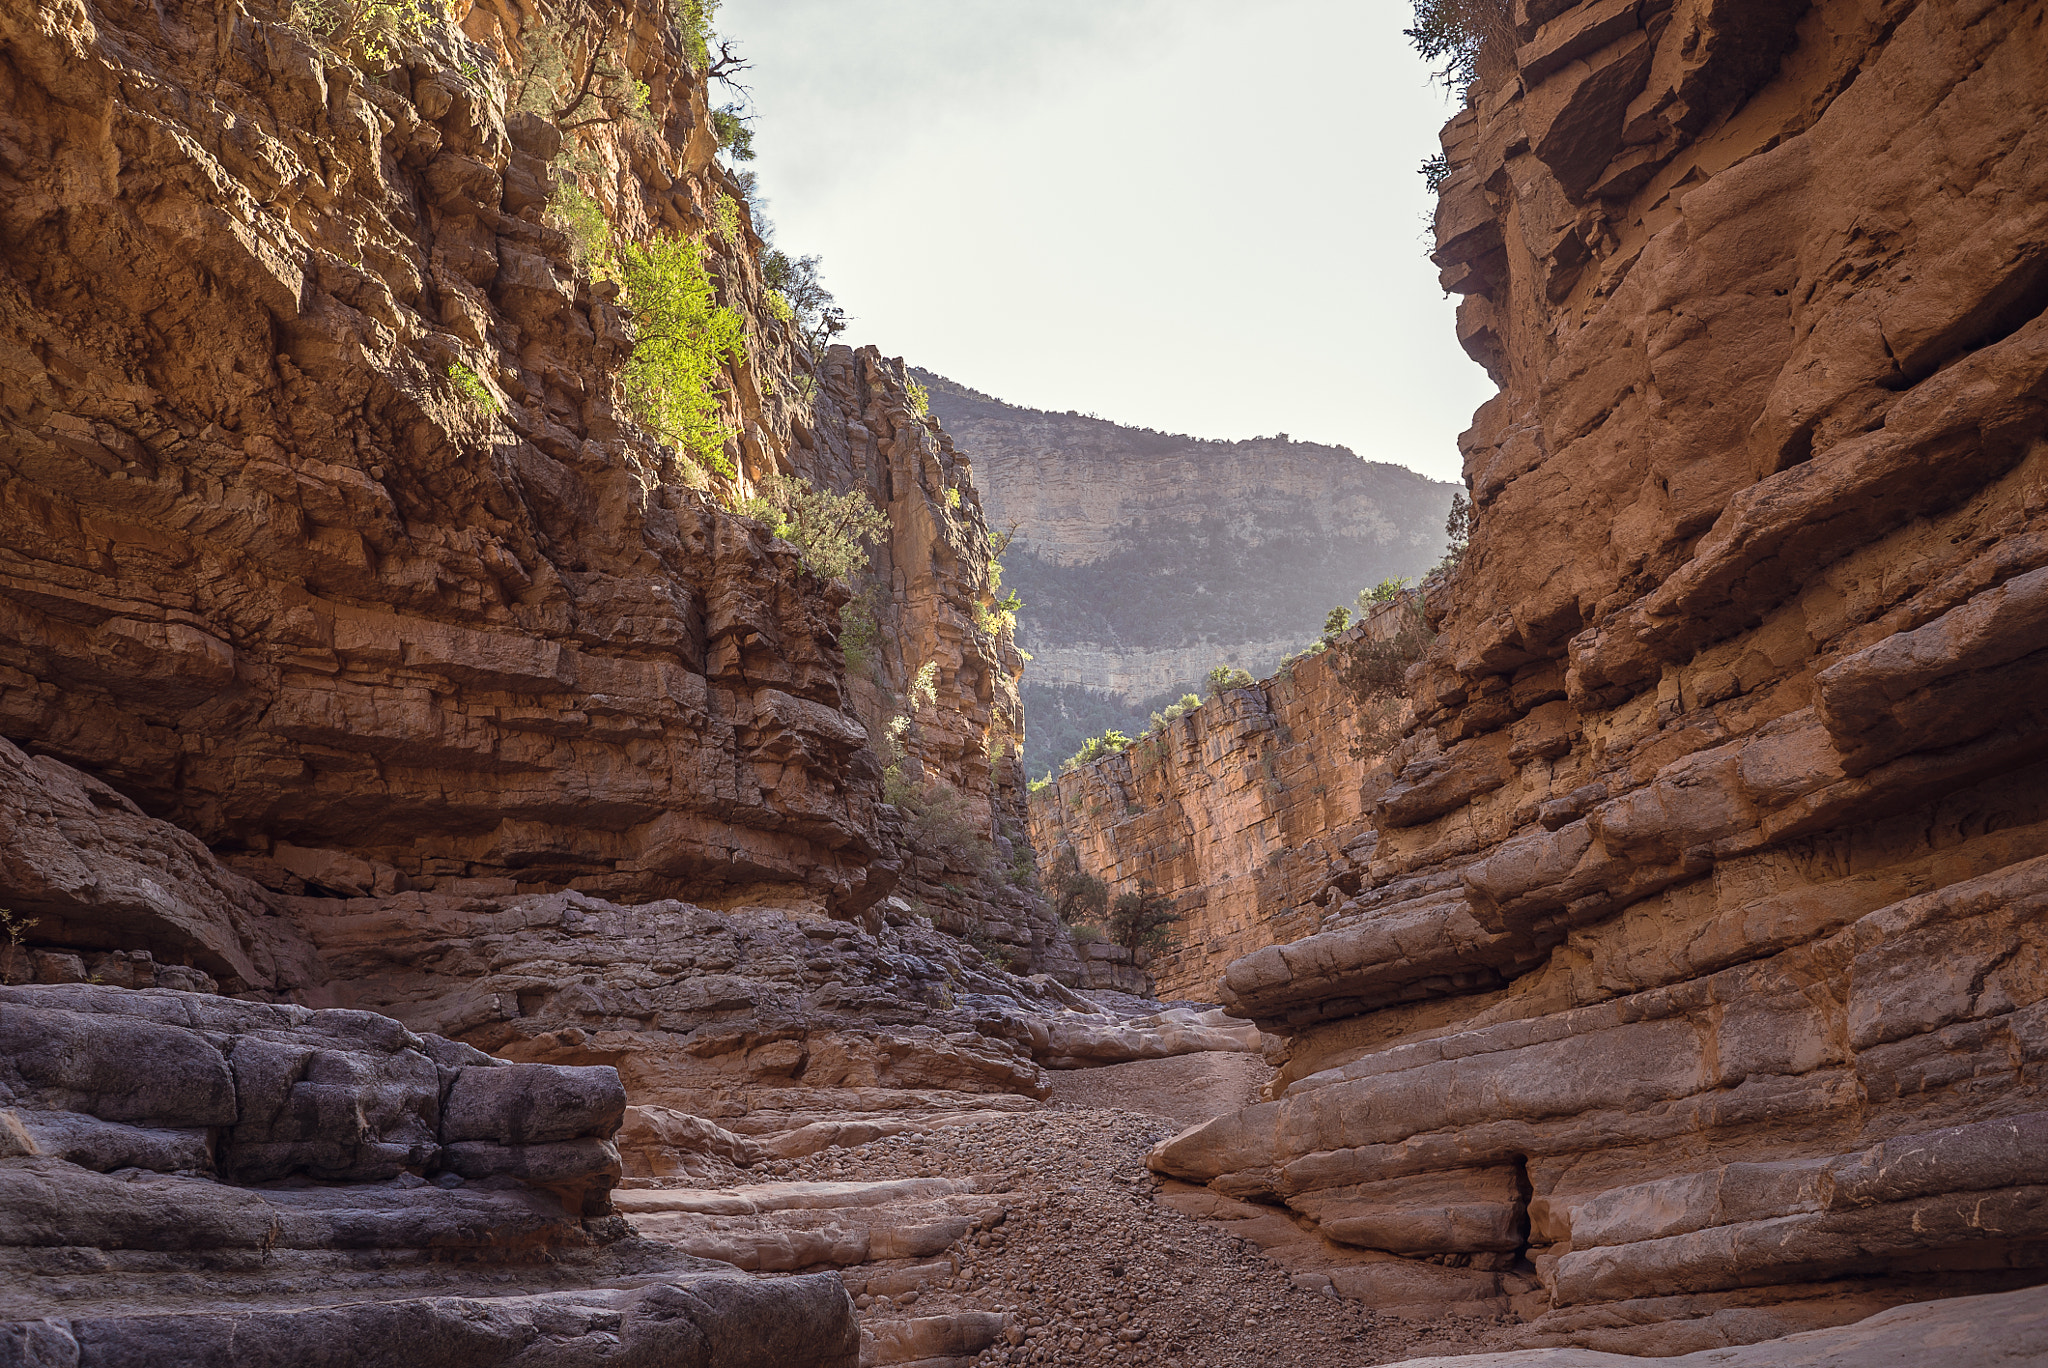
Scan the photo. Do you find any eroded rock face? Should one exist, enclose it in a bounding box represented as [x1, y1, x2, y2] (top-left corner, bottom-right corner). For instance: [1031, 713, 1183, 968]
[1029, 600, 1419, 1000]
[913, 371, 1455, 780]
[0, 983, 858, 1366]
[1148, 0, 2048, 1352]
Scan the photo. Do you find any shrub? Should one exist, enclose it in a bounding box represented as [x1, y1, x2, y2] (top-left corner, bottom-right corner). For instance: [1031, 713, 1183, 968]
[712, 103, 755, 161]
[1028, 774, 1054, 795]
[673, 0, 717, 69]
[447, 362, 503, 414]
[713, 193, 745, 246]
[907, 378, 931, 417]
[1145, 692, 1202, 735]
[897, 780, 993, 877]
[962, 923, 1021, 971]
[973, 588, 1021, 639]
[619, 232, 746, 476]
[944, 486, 960, 509]
[290, 0, 437, 67]
[512, 4, 653, 132]
[764, 290, 794, 324]
[1109, 880, 1182, 954]
[1435, 490, 1472, 578]
[1358, 577, 1411, 612]
[1047, 847, 1109, 927]
[737, 474, 887, 582]
[1323, 605, 1352, 638]
[1061, 729, 1129, 772]
[1205, 665, 1255, 698]
[0, 907, 37, 983]
[838, 585, 884, 674]
[546, 179, 619, 281]
[762, 250, 847, 353]
[1069, 923, 1105, 947]
[1333, 595, 1436, 756]
[1405, 0, 1514, 91]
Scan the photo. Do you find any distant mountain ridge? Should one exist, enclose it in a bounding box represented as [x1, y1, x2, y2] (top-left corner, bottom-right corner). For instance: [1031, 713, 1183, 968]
[914, 370, 1455, 775]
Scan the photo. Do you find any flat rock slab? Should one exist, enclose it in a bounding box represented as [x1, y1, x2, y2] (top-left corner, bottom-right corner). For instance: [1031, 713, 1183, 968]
[1046, 1051, 1273, 1131]
[1390, 1283, 2048, 1367]
[0, 1270, 858, 1368]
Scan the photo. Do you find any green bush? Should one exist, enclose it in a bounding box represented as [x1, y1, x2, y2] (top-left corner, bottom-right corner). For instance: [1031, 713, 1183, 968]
[1323, 605, 1352, 638]
[1047, 847, 1108, 927]
[1406, 0, 1512, 90]
[838, 585, 884, 674]
[1145, 693, 1203, 735]
[907, 378, 931, 417]
[1205, 665, 1256, 698]
[619, 232, 745, 476]
[1436, 490, 1472, 577]
[1061, 729, 1130, 772]
[447, 362, 503, 415]
[762, 250, 847, 353]
[673, 0, 718, 69]
[737, 474, 888, 583]
[290, 0, 436, 67]
[896, 779, 993, 877]
[1109, 880, 1182, 954]
[712, 104, 755, 161]
[1358, 576, 1411, 612]
[973, 588, 1021, 639]
[546, 179, 619, 281]
[713, 193, 745, 246]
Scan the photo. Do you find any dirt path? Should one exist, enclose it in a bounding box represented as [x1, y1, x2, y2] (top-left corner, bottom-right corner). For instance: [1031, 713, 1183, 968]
[757, 1055, 1525, 1367]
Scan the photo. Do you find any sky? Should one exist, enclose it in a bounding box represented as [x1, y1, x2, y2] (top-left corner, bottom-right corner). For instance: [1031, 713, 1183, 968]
[716, 0, 1494, 484]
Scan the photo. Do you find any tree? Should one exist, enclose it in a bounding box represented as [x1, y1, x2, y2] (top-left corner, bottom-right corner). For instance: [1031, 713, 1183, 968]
[619, 232, 746, 475]
[1323, 606, 1352, 639]
[1205, 665, 1255, 698]
[1108, 881, 1181, 954]
[762, 250, 848, 353]
[736, 474, 888, 583]
[1047, 847, 1108, 928]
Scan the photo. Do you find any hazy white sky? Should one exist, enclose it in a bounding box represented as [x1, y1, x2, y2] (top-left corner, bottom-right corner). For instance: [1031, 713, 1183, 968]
[718, 0, 1493, 484]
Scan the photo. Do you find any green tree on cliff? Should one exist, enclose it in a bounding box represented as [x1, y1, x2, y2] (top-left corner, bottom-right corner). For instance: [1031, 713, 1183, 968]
[1109, 881, 1181, 954]
[1047, 847, 1108, 928]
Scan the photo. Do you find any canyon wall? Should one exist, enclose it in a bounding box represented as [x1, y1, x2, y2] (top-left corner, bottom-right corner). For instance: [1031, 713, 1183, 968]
[1029, 600, 1418, 1001]
[0, 0, 1060, 975]
[916, 370, 1454, 776]
[1147, 0, 2048, 1353]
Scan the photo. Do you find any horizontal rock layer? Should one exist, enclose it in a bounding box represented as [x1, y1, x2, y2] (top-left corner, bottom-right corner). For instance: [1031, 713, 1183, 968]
[1030, 602, 1416, 1001]
[1149, 0, 2048, 1352]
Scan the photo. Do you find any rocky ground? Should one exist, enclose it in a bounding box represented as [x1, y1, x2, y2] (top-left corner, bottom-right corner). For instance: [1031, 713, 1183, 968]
[703, 1053, 1528, 1368]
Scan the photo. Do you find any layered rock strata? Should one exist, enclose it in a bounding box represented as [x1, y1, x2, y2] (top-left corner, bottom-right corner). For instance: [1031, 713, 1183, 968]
[1030, 600, 1417, 1000]
[1149, 0, 2048, 1353]
[0, 0, 1045, 949]
[914, 371, 1454, 776]
[0, 983, 856, 1366]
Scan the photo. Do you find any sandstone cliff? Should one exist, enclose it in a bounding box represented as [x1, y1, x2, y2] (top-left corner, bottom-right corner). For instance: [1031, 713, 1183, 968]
[0, 0, 1060, 969]
[0, 0, 1083, 1359]
[1029, 599, 1420, 1002]
[914, 370, 1455, 776]
[1144, 0, 2048, 1353]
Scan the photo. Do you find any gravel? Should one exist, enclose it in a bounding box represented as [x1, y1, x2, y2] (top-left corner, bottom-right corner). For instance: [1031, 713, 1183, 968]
[764, 1099, 1524, 1367]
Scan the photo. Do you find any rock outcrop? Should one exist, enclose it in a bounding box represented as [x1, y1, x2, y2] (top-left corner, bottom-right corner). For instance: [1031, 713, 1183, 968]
[1147, 0, 2048, 1353]
[0, 982, 857, 1366]
[1030, 599, 1419, 1000]
[915, 371, 1455, 776]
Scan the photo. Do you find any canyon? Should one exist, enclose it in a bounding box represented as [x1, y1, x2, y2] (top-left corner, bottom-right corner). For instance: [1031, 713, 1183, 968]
[1048, 0, 2048, 1356]
[915, 372, 1455, 778]
[0, 0, 2044, 1364]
